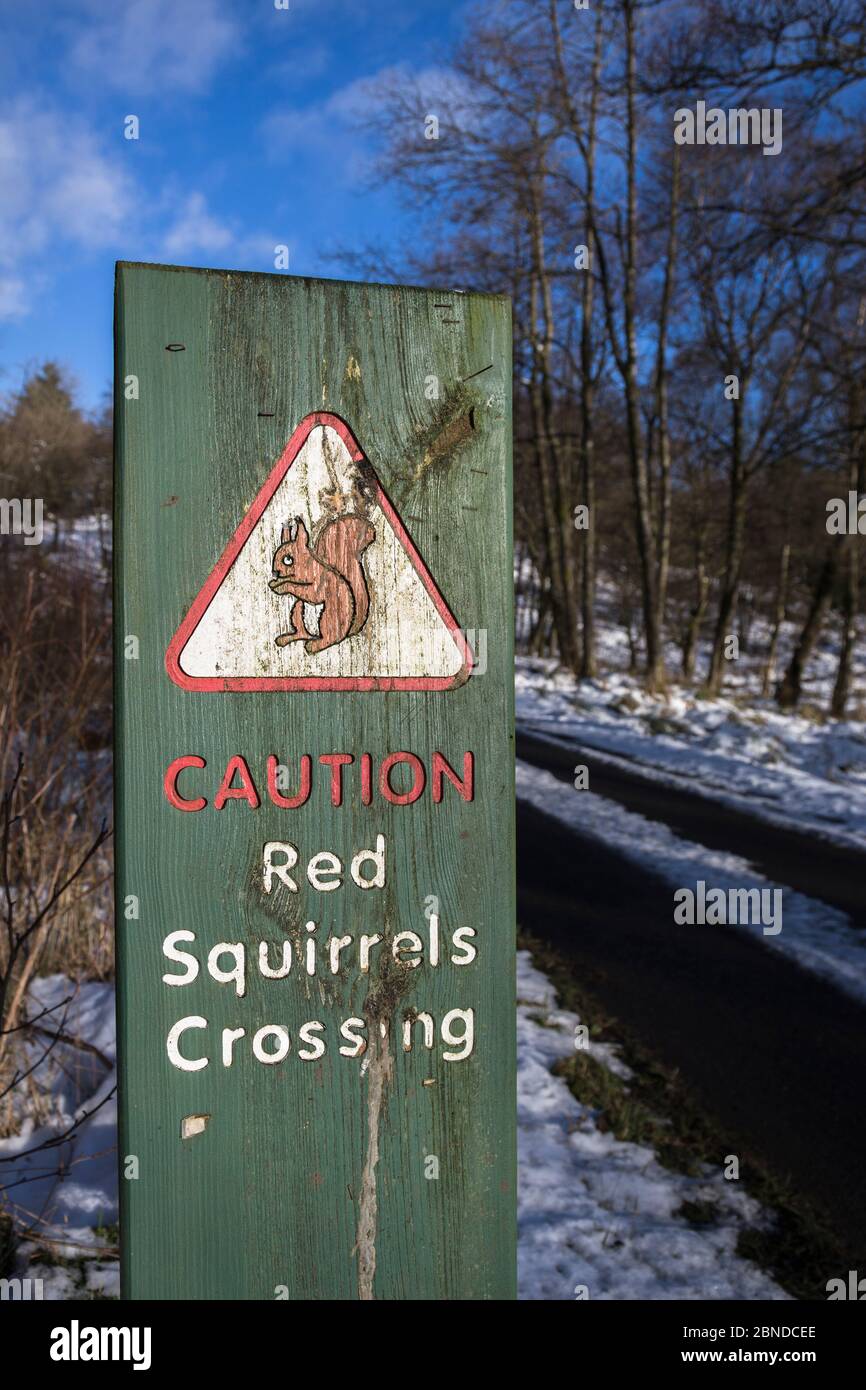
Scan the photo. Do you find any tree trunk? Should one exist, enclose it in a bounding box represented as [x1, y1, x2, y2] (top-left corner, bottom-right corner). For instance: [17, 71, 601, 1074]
[831, 385, 865, 717]
[528, 581, 553, 656]
[578, 9, 603, 680]
[707, 393, 746, 693]
[547, 0, 603, 678]
[682, 543, 710, 683]
[776, 550, 839, 709]
[651, 143, 680, 647]
[528, 182, 580, 672]
[831, 552, 858, 718]
[761, 542, 790, 698]
[622, 0, 661, 688]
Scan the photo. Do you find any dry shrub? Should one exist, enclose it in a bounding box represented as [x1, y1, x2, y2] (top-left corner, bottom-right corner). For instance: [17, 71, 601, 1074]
[0, 540, 113, 1032]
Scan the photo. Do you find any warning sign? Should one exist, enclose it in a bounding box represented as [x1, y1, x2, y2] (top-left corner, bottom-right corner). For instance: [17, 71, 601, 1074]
[165, 412, 473, 691]
[116, 263, 515, 1303]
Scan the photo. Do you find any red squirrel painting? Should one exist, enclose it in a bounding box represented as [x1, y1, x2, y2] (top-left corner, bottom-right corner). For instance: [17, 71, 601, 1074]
[268, 514, 375, 655]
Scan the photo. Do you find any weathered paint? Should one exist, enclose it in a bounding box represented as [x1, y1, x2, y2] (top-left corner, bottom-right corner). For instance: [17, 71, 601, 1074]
[114, 263, 515, 1301]
[165, 412, 474, 690]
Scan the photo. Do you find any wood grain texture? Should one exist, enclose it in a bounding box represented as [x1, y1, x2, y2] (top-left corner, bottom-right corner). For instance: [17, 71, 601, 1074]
[114, 263, 515, 1300]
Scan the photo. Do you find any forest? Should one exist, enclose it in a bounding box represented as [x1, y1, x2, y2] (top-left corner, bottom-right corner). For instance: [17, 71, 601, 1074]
[353, 0, 866, 715]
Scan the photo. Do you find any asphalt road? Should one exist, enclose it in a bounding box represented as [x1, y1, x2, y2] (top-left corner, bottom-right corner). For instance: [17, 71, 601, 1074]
[516, 726, 866, 1266]
[518, 726, 865, 926]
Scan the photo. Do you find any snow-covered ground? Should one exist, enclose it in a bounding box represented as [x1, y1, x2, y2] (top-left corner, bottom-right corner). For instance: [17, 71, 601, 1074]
[517, 952, 786, 1300]
[517, 657, 866, 852]
[3, 586, 857, 1301]
[62, 513, 111, 573]
[0, 976, 118, 1299]
[1, 959, 785, 1301]
[516, 617, 866, 1004]
[513, 611, 866, 1296]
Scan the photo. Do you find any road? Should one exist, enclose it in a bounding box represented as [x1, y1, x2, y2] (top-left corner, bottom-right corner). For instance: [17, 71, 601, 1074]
[516, 726, 866, 1267]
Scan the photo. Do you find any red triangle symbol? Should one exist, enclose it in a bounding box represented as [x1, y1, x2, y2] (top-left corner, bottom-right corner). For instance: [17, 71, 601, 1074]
[165, 412, 474, 692]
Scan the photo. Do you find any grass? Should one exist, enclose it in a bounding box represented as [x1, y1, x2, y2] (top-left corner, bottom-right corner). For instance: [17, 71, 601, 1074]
[520, 928, 850, 1302]
[677, 1199, 720, 1227]
[26, 1241, 119, 1299]
[9, 1217, 119, 1299]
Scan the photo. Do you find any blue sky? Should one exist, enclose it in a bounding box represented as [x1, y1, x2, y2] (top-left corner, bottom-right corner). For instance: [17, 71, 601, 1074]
[0, 0, 468, 411]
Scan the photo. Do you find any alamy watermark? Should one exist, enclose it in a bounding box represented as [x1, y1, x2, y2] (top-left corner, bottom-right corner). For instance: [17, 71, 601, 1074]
[0, 497, 43, 545]
[826, 491, 866, 534]
[49, 1320, 152, 1371]
[1, 1276, 44, 1300]
[827, 1271, 866, 1299]
[674, 881, 782, 935]
[674, 101, 782, 157]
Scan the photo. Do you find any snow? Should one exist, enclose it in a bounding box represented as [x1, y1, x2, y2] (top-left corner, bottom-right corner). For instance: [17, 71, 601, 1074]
[1, 958, 787, 1302]
[0, 975, 119, 1299]
[516, 656, 866, 852]
[516, 759, 866, 1005]
[514, 613, 866, 1293]
[62, 513, 111, 572]
[3, 580, 859, 1300]
[517, 952, 786, 1300]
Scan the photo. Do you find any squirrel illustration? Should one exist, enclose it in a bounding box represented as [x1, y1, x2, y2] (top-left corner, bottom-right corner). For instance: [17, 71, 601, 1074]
[268, 514, 375, 655]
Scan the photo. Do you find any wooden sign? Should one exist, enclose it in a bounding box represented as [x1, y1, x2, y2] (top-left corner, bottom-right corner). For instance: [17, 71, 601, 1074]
[114, 263, 515, 1300]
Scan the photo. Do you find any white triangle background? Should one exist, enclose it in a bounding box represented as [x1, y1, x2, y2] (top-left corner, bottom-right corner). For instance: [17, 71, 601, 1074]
[178, 424, 465, 680]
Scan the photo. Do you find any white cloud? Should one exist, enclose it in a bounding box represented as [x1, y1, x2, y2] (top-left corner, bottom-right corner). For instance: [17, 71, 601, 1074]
[234, 232, 295, 269]
[260, 75, 381, 185]
[0, 96, 276, 319]
[67, 0, 239, 95]
[159, 194, 280, 270]
[260, 64, 475, 182]
[162, 192, 235, 257]
[0, 276, 29, 322]
[0, 100, 133, 270]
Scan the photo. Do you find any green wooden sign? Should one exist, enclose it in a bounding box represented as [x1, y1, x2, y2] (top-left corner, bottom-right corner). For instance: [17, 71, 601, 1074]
[114, 262, 515, 1300]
